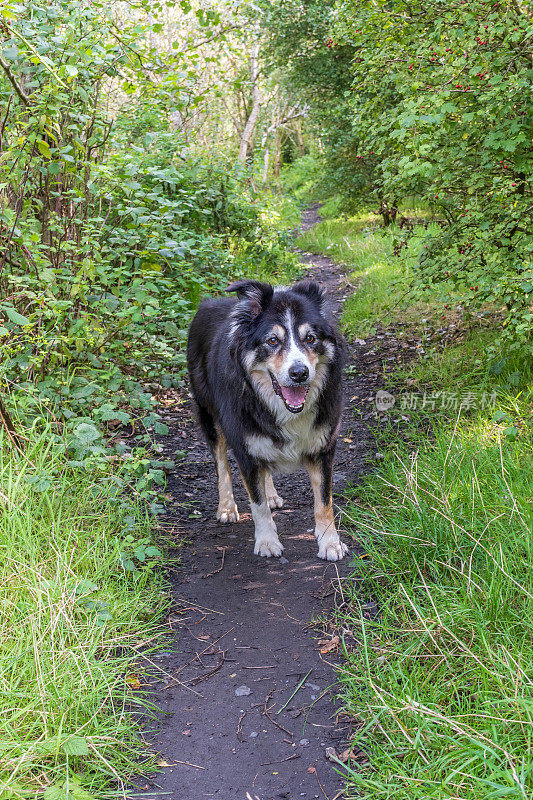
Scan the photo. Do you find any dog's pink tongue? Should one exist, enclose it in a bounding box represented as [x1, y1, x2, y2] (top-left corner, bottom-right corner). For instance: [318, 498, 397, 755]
[280, 385, 307, 407]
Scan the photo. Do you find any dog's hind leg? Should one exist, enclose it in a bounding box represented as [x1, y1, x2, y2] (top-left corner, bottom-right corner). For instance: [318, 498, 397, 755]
[213, 426, 239, 524]
[265, 472, 284, 509]
[196, 405, 239, 524]
[306, 452, 348, 562]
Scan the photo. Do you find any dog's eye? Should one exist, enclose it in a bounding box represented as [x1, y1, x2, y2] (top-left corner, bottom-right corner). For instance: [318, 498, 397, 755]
[267, 335, 279, 347]
[304, 332, 316, 345]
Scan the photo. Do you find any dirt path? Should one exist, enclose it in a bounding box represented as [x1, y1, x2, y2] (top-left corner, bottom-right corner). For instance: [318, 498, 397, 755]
[140, 206, 378, 800]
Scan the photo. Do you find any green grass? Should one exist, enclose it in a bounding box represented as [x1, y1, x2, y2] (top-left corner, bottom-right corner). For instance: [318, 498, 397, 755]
[340, 409, 533, 799]
[297, 214, 467, 337]
[0, 424, 166, 799]
[303, 205, 533, 798]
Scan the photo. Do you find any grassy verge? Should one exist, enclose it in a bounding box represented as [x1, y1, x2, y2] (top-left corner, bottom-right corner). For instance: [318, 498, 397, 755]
[302, 211, 533, 798]
[296, 213, 467, 338]
[341, 412, 532, 799]
[0, 423, 166, 799]
[0, 188, 303, 800]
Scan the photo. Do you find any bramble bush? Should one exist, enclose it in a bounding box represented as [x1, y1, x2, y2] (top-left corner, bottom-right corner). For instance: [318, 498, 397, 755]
[264, 0, 531, 359]
[0, 0, 295, 498]
[334, 0, 532, 356]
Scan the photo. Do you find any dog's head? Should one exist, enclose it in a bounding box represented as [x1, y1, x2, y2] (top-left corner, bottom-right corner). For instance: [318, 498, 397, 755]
[226, 280, 342, 415]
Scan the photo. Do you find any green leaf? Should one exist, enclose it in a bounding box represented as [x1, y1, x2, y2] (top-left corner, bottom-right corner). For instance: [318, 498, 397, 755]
[37, 139, 52, 159]
[1, 306, 29, 326]
[72, 423, 101, 444]
[44, 781, 97, 800]
[62, 736, 89, 756]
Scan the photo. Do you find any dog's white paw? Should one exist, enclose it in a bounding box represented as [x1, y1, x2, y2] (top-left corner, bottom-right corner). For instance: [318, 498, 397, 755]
[317, 537, 349, 562]
[267, 491, 284, 510]
[216, 502, 239, 524]
[254, 537, 284, 558]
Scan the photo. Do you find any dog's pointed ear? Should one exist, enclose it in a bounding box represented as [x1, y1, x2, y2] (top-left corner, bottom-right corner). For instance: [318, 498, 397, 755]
[292, 280, 326, 308]
[225, 280, 273, 317]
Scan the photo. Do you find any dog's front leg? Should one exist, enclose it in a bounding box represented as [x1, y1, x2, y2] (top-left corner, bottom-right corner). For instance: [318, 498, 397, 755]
[241, 463, 284, 558]
[306, 452, 348, 562]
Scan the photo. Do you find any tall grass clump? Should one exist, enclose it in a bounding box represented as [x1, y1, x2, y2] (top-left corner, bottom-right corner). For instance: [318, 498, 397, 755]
[0, 424, 166, 799]
[340, 412, 533, 799]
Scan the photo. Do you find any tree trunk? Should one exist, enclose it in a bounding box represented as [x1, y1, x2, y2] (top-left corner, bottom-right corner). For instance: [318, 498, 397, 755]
[295, 119, 305, 156]
[262, 147, 270, 184]
[238, 38, 262, 165]
[273, 129, 283, 178]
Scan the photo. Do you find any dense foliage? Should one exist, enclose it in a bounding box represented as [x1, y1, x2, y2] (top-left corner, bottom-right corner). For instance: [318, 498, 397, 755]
[336, 0, 532, 353]
[0, 0, 296, 496]
[264, 0, 532, 356]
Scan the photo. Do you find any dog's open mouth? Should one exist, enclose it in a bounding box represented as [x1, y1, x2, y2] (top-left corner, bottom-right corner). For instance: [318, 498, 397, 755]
[270, 375, 308, 413]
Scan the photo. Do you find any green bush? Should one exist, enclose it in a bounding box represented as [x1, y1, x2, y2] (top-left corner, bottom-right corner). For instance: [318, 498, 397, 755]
[333, 0, 532, 355]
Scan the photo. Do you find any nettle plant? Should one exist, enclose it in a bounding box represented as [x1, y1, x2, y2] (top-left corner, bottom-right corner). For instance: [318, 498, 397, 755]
[335, 0, 532, 357]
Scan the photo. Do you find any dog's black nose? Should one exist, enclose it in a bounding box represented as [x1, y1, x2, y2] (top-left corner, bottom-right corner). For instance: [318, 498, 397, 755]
[288, 363, 309, 383]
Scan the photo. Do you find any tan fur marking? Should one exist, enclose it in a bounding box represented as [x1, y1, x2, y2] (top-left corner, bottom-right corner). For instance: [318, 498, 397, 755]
[306, 349, 319, 368]
[268, 324, 285, 341]
[268, 350, 286, 374]
[306, 460, 348, 560]
[307, 461, 336, 537]
[214, 428, 239, 523]
[265, 472, 284, 509]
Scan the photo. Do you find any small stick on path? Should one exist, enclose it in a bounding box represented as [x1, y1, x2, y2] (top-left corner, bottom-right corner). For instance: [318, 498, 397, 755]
[187, 649, 226, 686]
[201, 546, 227, 579]
[172, 760, 206, 770]
[260, 752, 301, 767]
[236, 710, 247, 742]
[263, 689, 293, 738]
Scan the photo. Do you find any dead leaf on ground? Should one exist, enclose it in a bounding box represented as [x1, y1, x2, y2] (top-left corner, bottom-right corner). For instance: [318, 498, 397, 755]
[125, 674, 141, 690]
[318, 635, 340, 654]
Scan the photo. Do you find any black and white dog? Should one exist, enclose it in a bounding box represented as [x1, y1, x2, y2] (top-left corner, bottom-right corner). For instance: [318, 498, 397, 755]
[186, 279, 348, 561]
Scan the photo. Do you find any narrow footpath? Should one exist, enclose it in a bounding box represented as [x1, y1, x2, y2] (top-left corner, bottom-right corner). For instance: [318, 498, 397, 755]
[141, 206, 377, 800]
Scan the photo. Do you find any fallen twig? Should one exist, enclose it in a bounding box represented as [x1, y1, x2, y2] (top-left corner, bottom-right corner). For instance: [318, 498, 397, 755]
[201, 546, 227, 579]
[174, 596, 225, 615]
[187, 649, 226, 686]
[260, 752, 301, 767]
[165, 626, 235, 687]
[236, 710, 247, 742]
[170, 760, 206, 770]
[263, 689, 294, 738]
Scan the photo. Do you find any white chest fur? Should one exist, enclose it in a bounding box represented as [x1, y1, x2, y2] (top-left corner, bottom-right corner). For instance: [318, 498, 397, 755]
[245, 412, 331, 474]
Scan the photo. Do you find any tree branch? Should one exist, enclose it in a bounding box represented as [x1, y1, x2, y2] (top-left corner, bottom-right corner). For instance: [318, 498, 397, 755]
[0, 55, 30, 105]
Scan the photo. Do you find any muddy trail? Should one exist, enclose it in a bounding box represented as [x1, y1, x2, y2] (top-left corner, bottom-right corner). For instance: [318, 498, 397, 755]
[139, 206, 389, 800]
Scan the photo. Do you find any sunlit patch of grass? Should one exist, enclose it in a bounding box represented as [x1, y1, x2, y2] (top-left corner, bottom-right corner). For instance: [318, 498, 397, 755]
[340, 409, 533, 799]
[0, 424, 166, 799]
[295, 214, 386, 271]
[296, 215, 474, 337]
